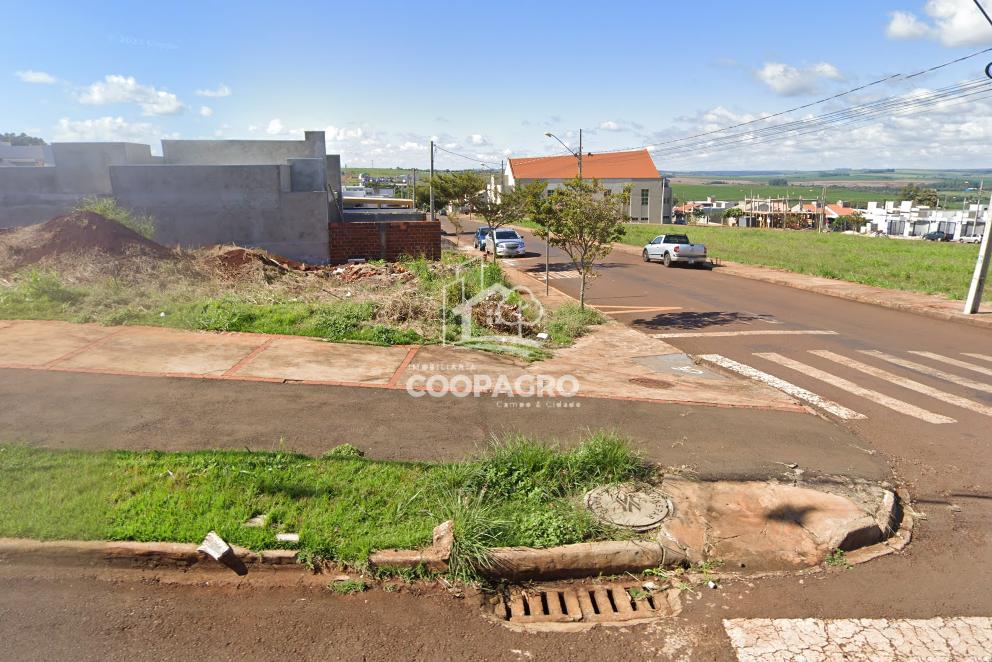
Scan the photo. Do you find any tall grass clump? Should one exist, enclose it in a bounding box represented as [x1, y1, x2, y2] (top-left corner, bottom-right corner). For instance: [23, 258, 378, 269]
[74, 196, 156, 240]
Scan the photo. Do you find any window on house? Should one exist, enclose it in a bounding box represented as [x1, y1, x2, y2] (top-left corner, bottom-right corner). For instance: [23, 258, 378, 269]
[641, 189, 650, 206]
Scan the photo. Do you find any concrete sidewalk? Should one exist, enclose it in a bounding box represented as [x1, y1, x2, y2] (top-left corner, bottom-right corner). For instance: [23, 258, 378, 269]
[604, 240, 992, 330]
[0, 319, 802, 412]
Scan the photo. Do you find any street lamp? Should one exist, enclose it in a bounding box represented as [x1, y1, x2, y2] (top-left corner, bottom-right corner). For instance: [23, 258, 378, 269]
[544, 131, 582, 179]
[542, 130, 585, 295]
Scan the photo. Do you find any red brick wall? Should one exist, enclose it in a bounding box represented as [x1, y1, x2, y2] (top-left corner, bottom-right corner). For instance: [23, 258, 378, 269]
[329, 220, 441, 263]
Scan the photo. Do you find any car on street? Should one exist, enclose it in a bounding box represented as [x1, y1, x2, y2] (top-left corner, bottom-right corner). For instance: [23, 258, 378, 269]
[486, 229, 526, 257]
[958, 234, 983, 244]
[642, 233, 709, 267]
[473, 227, 493, 251]
[922, 230, 951, 242]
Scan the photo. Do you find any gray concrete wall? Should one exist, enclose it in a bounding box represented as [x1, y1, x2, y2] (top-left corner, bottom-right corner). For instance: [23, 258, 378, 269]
[0, 166, 80, 228]
[161, 131, 325, 166]
[109, 164, 330, 263]
[51, 143, 153, 194]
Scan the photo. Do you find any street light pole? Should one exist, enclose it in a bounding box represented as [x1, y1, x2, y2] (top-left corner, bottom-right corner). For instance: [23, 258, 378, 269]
[429, 140, 435, 223]
[542, 130, 585, 295]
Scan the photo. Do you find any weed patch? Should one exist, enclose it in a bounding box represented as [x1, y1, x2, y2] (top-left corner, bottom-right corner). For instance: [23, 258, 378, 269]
[0, 432, 654, 577]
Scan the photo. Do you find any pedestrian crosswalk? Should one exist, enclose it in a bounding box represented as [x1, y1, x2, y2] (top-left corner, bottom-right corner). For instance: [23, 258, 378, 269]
[533, 270, 582, 280]
[700, 350, 992, 425]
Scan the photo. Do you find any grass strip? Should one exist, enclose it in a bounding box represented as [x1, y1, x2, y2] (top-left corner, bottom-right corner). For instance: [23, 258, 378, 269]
[0, 432, 649, 576]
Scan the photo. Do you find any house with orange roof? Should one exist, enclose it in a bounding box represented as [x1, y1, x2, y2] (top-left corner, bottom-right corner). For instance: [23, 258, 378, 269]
[504, 149, 672, 223]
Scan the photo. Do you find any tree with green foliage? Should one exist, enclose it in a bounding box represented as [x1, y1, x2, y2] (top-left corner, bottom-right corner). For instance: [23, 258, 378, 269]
[531, 178, 630, 308]
[722, 207, 745, 225]
[0, 132, 46, 146]
[471, 180, 544, 261]
[900, 183, 939, 208]
[830, 214, 865, 232]
[768, 177, 788, 186]
[433, 171, 485, 246]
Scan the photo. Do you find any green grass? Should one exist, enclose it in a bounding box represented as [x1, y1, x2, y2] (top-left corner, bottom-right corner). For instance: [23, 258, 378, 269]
[0, 432, 649, 575]
[621, 224, 989, 301]
[544, 302, 605, 346]
[74, 196, 156, 239]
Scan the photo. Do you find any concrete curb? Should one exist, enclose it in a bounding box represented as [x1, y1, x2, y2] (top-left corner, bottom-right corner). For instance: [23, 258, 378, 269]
[606, 240, 992, 330]
[0, 538, 298, 569]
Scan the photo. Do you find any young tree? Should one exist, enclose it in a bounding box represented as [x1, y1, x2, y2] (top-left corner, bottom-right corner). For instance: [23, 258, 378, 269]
[531, 178, 630, 308]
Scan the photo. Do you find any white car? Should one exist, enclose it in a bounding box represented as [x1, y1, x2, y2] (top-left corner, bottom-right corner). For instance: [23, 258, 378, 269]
[958, 235, 983, 244]
[486, 229, 526, 257]
[642, 233, 709, 267]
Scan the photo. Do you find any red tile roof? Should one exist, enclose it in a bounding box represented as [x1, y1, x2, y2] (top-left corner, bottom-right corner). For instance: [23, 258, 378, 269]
[509, 149, 659, 180]
[825, 204, 860, 217]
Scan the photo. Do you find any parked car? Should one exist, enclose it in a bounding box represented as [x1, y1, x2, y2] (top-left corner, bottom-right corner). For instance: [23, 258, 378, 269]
[486, 229, 526, 257]
[473, 227, 493, 251]
[642, 233, 709, 268]
[958, 235, 983, 244]
[922, 230, 951, 242]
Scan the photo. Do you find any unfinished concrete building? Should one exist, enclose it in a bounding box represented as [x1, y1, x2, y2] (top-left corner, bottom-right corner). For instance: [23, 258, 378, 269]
[0, 131, 439, 264]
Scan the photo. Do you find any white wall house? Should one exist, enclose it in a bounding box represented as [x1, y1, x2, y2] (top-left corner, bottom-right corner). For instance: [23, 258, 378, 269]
[862, 201, 989, 239]
[504, 149, 672, 223]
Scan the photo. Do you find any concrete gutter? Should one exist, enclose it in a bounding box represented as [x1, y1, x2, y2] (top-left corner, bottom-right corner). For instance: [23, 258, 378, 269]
[0, 506, 911, 581]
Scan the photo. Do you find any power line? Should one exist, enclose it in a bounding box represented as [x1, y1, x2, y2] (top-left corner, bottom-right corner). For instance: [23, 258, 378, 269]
[974, 0, 992, 28]
[432, 143, 501, 167]
[597, 45, 992, 155]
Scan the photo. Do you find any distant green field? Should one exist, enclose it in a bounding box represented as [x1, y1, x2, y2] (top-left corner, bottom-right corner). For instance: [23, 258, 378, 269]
[670, 183, 973, 209]
[620, 223, 988, 301]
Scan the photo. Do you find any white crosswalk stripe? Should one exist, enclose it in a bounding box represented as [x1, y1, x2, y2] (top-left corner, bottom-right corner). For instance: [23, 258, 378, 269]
[860, 350, 992, 395]
[909, 351, 992, 378]
[962, 352, 992, 365]
[812, 350, 992, 418]
[755, 352, 956, 424]
[699, 354, 866, 420]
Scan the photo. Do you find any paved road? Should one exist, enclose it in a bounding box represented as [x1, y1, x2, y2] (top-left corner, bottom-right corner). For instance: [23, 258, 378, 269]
[2, 563, 990, 661]
[458, 221, 992, 500]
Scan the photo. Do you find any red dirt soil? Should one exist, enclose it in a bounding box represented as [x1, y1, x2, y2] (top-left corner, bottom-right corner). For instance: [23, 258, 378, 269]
[0, 211, 172, 271]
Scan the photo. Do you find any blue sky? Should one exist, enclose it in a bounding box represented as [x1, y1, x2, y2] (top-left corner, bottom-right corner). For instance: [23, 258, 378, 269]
[3, 0, 992, 170]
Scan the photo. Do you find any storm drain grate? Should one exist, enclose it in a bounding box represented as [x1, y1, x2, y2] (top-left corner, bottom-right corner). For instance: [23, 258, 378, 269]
[497, 584, 674, 625]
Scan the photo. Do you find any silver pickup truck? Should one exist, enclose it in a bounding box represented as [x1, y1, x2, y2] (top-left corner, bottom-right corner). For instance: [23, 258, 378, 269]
[642, 233, 709, 267]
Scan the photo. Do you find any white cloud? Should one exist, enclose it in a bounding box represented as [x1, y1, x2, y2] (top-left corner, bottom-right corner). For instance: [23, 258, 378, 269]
[470, 133, 488, 145]
[886, 10, 932, 38]
[886, 0, 992, 46]
[324, 125, 364, 141]
[599, 120, 620, 131]
[266, 118, 285, 135]
[195, 84, 231, 98]
[756, 61, 844, 96]
[263, 118, 304, 138]
[15, 69, 57, 84]
[199, 105, 213, 117]
[53, 116, 158, 142]
[654, 86, 992, 170]
[78, 74, 185, 115]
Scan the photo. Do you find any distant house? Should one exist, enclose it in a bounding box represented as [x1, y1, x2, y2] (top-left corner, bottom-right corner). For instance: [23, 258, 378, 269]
[503, 149, 672, 223]
[0, 142, 51, 166]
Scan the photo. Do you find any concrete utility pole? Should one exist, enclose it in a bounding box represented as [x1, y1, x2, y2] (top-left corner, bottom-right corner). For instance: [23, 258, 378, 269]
[429, 141, 435, 223]
[963, 191, 992, 314]
[578, 129, 583, 180]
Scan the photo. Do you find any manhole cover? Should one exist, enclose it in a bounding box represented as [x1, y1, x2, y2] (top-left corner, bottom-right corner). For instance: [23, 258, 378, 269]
[584, 484, 671, 531]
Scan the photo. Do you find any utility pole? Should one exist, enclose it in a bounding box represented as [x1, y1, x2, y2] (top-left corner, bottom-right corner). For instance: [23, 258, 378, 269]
[964, 191, 992, 314]
[412, 168, 417, 204]
[429, 141, 435, 223]
[578, 129, 583, 179]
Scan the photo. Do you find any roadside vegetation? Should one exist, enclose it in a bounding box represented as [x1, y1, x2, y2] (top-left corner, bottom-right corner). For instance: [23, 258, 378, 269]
[0, 203, 602, 354]
[621, 223, 990, 301]
[0, 432, 650, 578]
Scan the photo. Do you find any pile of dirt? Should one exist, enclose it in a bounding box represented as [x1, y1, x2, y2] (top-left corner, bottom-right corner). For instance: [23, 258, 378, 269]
[203, 246, 311, 277]
[471, 292, 536, 336]
[0, 211, 173, 273]
[332, 262, 415, 284]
